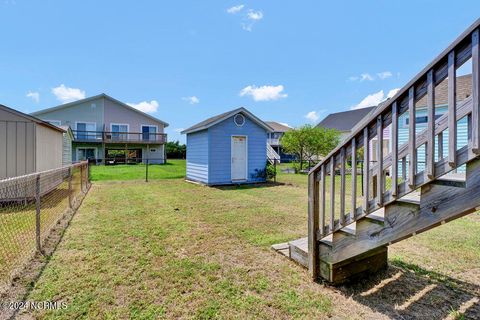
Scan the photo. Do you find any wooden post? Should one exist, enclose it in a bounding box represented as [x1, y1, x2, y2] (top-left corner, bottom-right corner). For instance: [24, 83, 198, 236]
[80, 164, 84, 193]
[363, 127, 370, 213]
[408, 86, 416, 189]
[376, 115, 383, 206]
[402, 157, 407, 182]
[308, 172, 319, 279]
[448, 50, 457, 167]
[329, 159, 335, 231]
[68, 167, 73, 208]
[350, 138, 357, 220]
[391, 102, 398, 197]
[320, 165, 326, 236]
[340, 147, 346, 226]
[35, 174, 41, 253]
[472, 29, 480, 153]
[426, 69, 435, 180]
[145, 159, 149, 182]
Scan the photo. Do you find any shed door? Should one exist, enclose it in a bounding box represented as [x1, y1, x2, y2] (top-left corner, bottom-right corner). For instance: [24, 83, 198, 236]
[231, 136, 247, 181]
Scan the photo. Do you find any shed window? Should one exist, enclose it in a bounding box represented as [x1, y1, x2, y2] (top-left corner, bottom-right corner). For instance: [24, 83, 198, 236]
[234, 114, 245, 127]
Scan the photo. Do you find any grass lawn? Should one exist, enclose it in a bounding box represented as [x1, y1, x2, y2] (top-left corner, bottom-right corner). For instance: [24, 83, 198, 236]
[21, 165, 480, 319]
[90, 159, 186, 181]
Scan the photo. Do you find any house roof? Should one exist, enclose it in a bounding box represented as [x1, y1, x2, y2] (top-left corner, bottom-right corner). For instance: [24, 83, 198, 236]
[0, 104, 65, 133]
[416, 74, 472, 107]
[316, 107, 375, 132]
[30, 93, 169, 127]
[265, 121, 292, 132]
[181, 107, 274, 134]
[59, 125, 75, 139]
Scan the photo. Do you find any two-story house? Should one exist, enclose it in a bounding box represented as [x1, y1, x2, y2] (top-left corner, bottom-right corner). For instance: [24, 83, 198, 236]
[31, 94, 169, 164]
[265, 121, 295, 162]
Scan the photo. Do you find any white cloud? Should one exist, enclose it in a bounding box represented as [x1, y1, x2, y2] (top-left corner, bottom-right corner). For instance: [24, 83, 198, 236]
[305, 111, 320, 122]
[127, 100, 159, 113]
[241, 9, 263, 31]
[351, 87, 401, 110]
[174, 128, 184, 133]
[387, 88, 400, 98]
[239, 85, 287, 101]
[26, 91, 40, 103]
[227, 4, 244, 14]
[377, 71, 393, 80]
[360, 73, 374, 81]
[247, 10, 263, 20]
[348, 71, 393, 82]
[51, 84, 85, 103]
[182, 96, 199, 104]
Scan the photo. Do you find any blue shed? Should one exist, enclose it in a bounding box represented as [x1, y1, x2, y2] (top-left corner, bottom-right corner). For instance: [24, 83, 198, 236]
[181, 107, 274, 185]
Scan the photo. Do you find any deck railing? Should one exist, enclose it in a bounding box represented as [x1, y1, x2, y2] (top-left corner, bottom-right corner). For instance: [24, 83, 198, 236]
[72, 130, 167, 144]
[307, 19, 480, 279]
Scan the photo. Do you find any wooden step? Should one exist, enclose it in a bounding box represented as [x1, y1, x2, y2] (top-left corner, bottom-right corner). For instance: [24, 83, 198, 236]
[431, 173, 466, 188]
[319, 234, 333, 247]
[287, 237, 308, 267]
[364, 209, 385, 224]
[338, 223, 356, 236]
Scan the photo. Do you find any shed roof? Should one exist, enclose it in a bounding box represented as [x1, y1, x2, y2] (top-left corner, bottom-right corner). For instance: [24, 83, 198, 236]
[30, 93, 169, 127]
[265, 121, 292, 132]
[0, 104, 65, 133]
[181, 107, 274, 134]
[316, 107, 375, 132]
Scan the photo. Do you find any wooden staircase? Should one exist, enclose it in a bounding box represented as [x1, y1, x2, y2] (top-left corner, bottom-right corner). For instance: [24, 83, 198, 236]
[275, 19, 480, 284]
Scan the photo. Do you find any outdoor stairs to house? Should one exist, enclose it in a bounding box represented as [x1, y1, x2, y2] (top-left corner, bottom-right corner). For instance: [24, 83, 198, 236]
[267, 143, 281, 164]
[273, 19, 480, 284]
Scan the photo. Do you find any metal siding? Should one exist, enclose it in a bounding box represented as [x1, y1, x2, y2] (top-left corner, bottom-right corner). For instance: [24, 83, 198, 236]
[35, 125, 63, 171]
[6, 122, 16, 178]
[25, 123, 35, 173]
[0, 121, 6, 178]
[16, 121, 26, 175]
[208, 115, 267, 184]
[62, 132, 73, 165]
[186, 130, 209, 183]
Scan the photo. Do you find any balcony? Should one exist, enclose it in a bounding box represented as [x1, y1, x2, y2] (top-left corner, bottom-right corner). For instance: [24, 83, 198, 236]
[72, 131, 167, 144]
[267, 138, 281, 146]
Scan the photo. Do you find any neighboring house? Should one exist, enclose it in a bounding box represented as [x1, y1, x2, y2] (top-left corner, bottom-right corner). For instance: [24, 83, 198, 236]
[316, 107, 375, 141]
[398, 74, 471, 173]
[317, 74, 471, 173]
[265, 121, 295, 162]
[181, 107, 274, 185]
[0, 104, 65, 179]
[60, 126, 74, 166]
[31, 94, 169, 164]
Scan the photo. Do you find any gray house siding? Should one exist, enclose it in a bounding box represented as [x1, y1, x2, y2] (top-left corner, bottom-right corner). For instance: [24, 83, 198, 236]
[186, 130, 209, 183]
[35, 97, 105, 132]
[208, 115, 267, 184]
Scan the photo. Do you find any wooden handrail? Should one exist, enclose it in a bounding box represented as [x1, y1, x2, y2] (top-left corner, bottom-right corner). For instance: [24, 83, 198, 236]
[307, 19, 480, 279]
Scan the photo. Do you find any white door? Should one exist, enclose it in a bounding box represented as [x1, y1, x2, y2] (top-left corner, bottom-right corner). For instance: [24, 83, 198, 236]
[231, 136, 247, 181]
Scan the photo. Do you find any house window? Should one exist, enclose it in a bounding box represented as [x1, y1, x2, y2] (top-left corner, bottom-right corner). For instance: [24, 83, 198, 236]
[76, 122, 97, 140]
[405, 114, 442, 126]
[111, 124, 129, 141]
[234, 114, 245, 127]
[142, 125, 157, 141]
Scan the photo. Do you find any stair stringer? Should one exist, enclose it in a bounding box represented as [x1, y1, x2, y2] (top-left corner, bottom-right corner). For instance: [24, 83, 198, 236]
[319, 157, 480, 267]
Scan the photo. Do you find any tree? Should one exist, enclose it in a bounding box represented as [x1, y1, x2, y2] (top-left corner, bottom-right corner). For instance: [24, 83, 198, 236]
[281, 125, 340, 171]
[165, 141, 186, 159]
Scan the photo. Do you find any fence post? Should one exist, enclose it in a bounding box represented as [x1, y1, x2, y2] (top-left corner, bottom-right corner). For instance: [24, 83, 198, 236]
[87, 161, 91, 187]
[68, 167, 73, 209]
[80, 163, 84, 193]
[145, 159, 149, 182]
[35, 174, 42, 253]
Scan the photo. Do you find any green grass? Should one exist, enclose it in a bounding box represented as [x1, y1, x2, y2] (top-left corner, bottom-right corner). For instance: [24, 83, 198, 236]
[19, 164, 480, 319]
[90, 159, 186, 181]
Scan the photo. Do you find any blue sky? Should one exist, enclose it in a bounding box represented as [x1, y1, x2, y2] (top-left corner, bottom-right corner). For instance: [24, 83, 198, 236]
[1, 1, 479, 143]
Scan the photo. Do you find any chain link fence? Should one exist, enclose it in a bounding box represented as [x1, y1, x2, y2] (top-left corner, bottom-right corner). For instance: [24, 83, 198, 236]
[0, 161, 90, 289]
